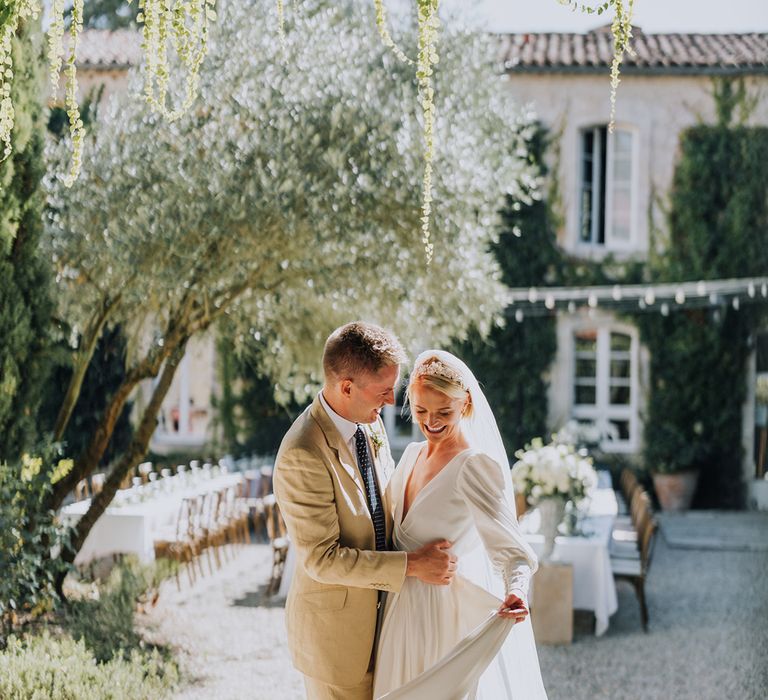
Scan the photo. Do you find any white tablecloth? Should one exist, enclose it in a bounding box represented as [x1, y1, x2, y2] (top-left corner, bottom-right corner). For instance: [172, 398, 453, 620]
[520, 480, 619, 636]
[61, 473, 243, 565]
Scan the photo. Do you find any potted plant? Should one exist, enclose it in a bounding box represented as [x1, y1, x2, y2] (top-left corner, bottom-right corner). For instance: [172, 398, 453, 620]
[511, 437, 598, 560]
[651, 438, 702, 513]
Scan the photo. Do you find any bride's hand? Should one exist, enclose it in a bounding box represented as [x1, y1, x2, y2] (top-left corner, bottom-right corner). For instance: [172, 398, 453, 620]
[498, 592, 529, 623]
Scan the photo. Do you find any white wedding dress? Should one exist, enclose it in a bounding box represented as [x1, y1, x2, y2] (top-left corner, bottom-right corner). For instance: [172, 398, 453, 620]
[373, 442, 548, 700]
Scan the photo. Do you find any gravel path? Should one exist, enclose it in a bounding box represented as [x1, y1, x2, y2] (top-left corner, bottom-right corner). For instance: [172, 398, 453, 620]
[140, 515, 768, 700]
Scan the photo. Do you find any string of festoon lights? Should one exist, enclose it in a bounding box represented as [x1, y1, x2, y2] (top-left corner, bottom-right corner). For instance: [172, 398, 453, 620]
[504, 276, 768, 321]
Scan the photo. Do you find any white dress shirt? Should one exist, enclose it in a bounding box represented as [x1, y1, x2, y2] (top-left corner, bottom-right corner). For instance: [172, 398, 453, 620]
[318, 390, 370, 463]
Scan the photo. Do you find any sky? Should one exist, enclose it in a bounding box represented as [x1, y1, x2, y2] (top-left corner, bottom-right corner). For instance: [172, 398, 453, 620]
[423, 0, 767, 34]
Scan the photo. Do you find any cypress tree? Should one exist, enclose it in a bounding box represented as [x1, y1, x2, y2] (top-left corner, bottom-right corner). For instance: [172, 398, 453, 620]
[0, 22, 53, 459]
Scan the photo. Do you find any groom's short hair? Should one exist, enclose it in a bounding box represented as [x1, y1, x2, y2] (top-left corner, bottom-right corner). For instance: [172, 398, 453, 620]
[323, 322, 406, 381]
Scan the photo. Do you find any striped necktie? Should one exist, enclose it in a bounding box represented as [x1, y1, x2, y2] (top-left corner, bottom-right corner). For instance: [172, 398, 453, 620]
[354, 425, 387, 551]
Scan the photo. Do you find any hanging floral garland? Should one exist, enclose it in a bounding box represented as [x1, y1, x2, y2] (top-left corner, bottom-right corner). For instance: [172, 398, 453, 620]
[415, 0, 440, 264]
[50, 0, 86, 186]
[1, 1, 41, 164]
[557, 0, 635, 132]
[1, 0, 216, 187]
[373, 0, 439, 263]
[136, 0, 217, 122]
[2, 0, 633, 209]
[373, 0, 635, 261]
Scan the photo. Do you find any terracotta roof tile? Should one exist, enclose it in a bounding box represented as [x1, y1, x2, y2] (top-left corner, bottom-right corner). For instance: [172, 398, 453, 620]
[498, 26, 768, 74]
[71, 27, 768, 75]
[68, 29, 142, 69]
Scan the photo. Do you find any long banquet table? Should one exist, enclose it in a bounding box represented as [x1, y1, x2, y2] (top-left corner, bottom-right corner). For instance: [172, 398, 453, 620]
[60, 472, 244, 566]
[519, 472, 619, 636]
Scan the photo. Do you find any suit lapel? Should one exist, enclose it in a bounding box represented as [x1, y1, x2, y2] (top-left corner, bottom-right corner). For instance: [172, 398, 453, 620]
[309, 396, 366, 497]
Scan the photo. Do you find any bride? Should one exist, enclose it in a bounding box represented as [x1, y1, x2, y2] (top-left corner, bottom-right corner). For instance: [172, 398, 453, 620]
[373, 350, 548, 700]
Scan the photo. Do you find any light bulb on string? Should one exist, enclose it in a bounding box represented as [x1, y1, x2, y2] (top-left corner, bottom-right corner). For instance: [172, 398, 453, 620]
[528, 288, 538, 303]
[567, 301, 576, 314]
[748, 282, 756, 298]
[644, 288, 655, 305]
[638, 299, 647, 310]
[732, 296, 740, 310]
[545, 294, 555, 310]
[675, 288, 685, 304]
[515, 309, 524, 323]
[612, 285, 622, 301]
[697, 281, 707, 297]
[661, 302, 670, 316]
[762, 283, 767, 297]
[588, 293, 598, 308]
[709, 292, 719, 306]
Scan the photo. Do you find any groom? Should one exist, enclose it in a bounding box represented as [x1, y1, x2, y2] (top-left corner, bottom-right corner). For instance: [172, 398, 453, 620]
[274, 322, 457, 700]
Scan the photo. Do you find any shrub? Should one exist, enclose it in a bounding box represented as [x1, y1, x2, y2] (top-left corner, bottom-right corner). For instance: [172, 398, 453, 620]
[0, 450, 73, 642]
[0, 632, 177, 699]
[65, 556, 174, 663]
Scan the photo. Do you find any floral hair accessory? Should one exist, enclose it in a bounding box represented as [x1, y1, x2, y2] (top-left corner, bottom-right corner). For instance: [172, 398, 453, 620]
[413, 359, 467, 390]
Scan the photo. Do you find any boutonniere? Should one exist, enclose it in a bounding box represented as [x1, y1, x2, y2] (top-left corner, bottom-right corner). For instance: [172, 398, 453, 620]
[369, 428, 385, 459]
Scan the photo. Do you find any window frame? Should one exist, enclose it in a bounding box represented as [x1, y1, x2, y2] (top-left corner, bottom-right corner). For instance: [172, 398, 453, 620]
[570, 323, 640, 453]
[577, 123, 639, 253]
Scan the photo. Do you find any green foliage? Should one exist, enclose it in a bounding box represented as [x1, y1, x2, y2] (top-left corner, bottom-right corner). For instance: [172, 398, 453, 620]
[638, 97, 768, 507]
[454, 128, 559, 454]
[64, 557, 173, 664]
[0, 449, 73, 640]
[0, 22, 53, 460]
[0, 632, 177, 699]
[214, 333, 301, 456]
[45, 0, 538, 405]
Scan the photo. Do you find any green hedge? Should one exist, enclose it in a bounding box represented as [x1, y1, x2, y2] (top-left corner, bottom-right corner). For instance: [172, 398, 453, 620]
[639, 88, 768, 507]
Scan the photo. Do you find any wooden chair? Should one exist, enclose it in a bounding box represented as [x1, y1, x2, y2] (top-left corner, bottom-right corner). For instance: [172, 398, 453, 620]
[616, 468, 639, 515]
[611, 502, 652, 557]
[242, 470, 267, 540]
[74, 478, 90, 502]
[154, 498, 202, 590]
[263, 494, 289, 595]
[137, 461, 153, 484]
[611, 516, 658, 631]
[90, 473, 106, 495]
[259, 465, 274, 497]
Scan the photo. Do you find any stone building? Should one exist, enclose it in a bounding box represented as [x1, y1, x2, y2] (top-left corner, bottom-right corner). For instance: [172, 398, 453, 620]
[66, 27, 768, 502]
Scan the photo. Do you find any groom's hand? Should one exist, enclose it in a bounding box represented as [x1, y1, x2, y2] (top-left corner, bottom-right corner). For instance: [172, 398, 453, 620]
[405, 540, 457, 586]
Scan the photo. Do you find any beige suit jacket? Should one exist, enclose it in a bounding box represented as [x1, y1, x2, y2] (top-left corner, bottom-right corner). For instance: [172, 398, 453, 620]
[273, 396, 408, 688]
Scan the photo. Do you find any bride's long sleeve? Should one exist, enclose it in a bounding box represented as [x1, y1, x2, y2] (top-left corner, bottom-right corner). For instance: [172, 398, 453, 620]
[457, 453, 539, 601]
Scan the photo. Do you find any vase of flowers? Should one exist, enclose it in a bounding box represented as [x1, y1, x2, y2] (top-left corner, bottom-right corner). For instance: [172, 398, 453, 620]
[511, 437, 598, 561]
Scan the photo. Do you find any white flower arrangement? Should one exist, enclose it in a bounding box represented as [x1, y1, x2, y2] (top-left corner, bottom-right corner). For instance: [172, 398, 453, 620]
[553, 419, 618, 449]
[511, 436, 598, 506]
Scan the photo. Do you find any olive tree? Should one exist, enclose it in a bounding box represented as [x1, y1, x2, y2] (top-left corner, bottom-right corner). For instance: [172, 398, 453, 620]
[43, 0, 538, 564]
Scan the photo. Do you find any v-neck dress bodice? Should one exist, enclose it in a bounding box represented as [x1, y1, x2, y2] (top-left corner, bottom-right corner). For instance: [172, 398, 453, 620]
[373, 442, 547, 700]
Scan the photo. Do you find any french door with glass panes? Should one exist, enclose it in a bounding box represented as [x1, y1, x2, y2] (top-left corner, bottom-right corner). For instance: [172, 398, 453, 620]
[572, 326, 638, 452]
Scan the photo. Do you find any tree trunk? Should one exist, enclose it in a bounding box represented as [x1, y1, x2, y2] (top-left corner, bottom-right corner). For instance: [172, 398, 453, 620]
[58, 339, 189, 587]
[46, 302, 196, 513]
[53, 295, 121, 441]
